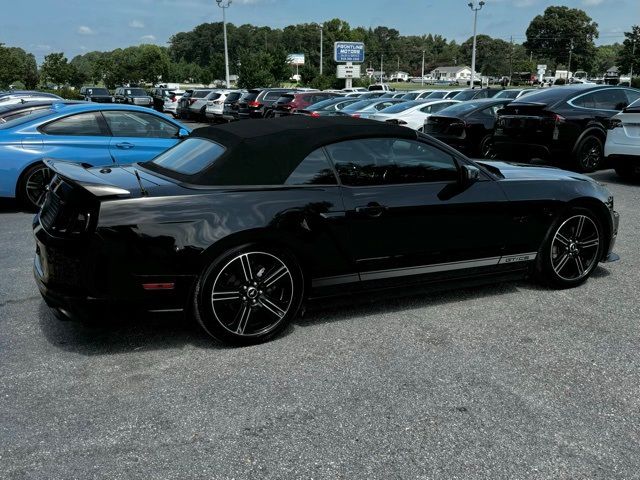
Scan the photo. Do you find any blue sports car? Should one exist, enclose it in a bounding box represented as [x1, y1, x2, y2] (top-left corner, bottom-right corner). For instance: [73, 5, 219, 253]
[0, 102, 189, 209]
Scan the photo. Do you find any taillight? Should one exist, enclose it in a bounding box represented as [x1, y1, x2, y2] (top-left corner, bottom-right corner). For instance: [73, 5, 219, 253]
[351, 113, 361, 118]
[310, 111, 320, 118]
[171, 97, 177, 102]
[552, 113, 565, 124]
[189, 99, 196, 105]
[214, 100, 223, 105]
[248, 101, 261, 108]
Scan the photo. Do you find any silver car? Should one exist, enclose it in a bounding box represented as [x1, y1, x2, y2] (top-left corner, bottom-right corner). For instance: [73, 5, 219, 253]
[188, 89, 216, 118]
[337, 98, 406, 119]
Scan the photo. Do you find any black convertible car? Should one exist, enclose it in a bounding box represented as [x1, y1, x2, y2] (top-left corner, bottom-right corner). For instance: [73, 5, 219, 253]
[33, 116, 619, 345]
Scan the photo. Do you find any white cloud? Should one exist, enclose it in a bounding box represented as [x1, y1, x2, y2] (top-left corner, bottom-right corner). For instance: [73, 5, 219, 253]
[582, 0, 605, 5]
[77, 25, 95, 35]
[129, 19, 145, 28]
[140, 34, 156, 42]
[34, 44, 52, 51]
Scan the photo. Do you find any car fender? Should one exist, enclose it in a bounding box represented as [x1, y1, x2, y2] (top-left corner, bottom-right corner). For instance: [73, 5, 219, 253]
[571, 124, 607, 154]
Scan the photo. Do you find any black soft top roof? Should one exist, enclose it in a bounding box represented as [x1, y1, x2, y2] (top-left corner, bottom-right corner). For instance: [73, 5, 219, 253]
[174, 116, 416, 185]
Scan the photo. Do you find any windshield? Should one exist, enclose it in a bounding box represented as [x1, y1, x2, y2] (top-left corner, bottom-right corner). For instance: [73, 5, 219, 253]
[147, 137, 226, 175]
[401, 93, 420, 100]
[0, 108, 53, 129]
[306, 97, 343, 110]
[452, 90, 479, 101]
[378, 101, 423, 114]
[495, 90, 520, 99]
[436, 102, 485, 117]
[341, 100, 378, 112]
[126, 88, 147, 96]
[424, 91, 447, 99]
[192, 90, 212, 98]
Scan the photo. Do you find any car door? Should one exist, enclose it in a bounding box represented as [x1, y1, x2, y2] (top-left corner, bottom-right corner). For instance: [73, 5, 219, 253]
[39, 111, 114, 166]
[101, 110, 180, 164]
[324, 137, 512, 278]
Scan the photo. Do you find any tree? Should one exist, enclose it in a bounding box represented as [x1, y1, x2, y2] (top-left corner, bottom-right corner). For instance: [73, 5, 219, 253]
[459, 35, 511, 77]
[40, 52, 71, 87]
[236, 49, 288, 88]
[594, 44, 622, 75]
[525, 6, 598, 72]
[618, 25, 639, 76]
[0, 44, 39, 89]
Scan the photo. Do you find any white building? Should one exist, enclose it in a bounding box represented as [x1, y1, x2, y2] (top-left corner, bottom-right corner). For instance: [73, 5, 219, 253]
[389, 71, 410, 82]
[431, 66, 476, 82]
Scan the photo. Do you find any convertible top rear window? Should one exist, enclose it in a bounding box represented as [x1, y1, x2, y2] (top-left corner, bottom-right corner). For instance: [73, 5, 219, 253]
[147, 138, 226, 175]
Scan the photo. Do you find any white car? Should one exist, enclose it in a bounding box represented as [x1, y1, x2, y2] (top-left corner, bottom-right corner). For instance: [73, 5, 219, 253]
[605, 98, 640, 180]
[341, 87, 368, 93]
[162, 89, 185, 116]
[369, 99, 460, 130]
[0, 92, 63, 105]
[205, 90, 235, 120]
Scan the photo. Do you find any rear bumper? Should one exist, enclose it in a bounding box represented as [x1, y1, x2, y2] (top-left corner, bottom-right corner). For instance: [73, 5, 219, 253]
[607, 153, 640, 167]
[493, 138, 569, 162]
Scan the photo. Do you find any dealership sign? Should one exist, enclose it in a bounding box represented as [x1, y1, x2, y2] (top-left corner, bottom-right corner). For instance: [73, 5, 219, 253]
[287, 53, 305, 66]
[334, 42, 365, 63]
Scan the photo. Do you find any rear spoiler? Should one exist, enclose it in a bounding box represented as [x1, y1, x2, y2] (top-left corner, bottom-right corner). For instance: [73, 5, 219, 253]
[43, 159, 131, 197]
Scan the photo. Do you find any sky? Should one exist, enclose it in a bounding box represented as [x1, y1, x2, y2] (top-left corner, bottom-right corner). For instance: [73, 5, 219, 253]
[2, 0, 638, 62]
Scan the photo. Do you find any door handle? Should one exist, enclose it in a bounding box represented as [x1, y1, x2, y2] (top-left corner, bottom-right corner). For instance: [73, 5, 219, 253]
[355, 202, 388, 218]
[115, 142, 134, 149]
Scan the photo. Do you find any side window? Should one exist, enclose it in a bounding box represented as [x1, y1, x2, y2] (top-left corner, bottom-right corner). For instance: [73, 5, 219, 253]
[375, 101, 395, 111]
[41, 113, 106, 136]
[420, 105, 432, 114]
[592, 89, 629, 111]
[572, 92, 597, 109]
[284, 149, 337, 185]
[325, 138, 458, 186]
[102, 111, 178, 138]
[430, 102, 451, 113]
[480, 105, 501, 117]
[624, 89, 640, 105]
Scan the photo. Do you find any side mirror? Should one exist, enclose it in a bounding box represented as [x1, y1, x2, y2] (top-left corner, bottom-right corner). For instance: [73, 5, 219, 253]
[460, 164, 480, 185]
[178, 128, 189, 139]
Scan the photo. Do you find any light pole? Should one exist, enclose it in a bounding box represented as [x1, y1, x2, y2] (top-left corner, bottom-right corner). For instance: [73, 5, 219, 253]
[216, 0, 231, 88]
[421, 50, 425, 86]
[468, 1, 484, 89]
[319, 24, 323, 76]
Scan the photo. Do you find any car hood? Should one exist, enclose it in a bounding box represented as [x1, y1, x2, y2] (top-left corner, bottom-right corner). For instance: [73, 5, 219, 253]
[475, 160, 595, 183]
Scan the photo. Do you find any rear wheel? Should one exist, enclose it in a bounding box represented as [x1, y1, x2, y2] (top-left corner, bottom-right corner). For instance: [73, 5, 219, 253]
[193, 245, 304, 345]
[573, 135, 603, 173]
[479, 134, 497, 159]
[17, 162, 53, 211]
[536, 207, 603, 288]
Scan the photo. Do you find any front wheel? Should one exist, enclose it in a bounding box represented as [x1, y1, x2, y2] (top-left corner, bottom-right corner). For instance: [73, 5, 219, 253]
[536, 208, 603, 288]
[479, 134, 497, 159]
[193, 245, 304, 345]
[574, 135, 603, 173]
[17, 162, 53, 211]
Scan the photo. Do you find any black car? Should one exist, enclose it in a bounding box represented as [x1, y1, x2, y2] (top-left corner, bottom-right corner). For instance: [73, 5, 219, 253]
[80, 87, 113, 103]
[451, 88, 503, 101]
[424, 98, 513, 157]
[34, 116, 619, 345]
[151, 87, 176, 112]
[237, 88, 293, 119]
[114, 87, 153, 107]
[221, 90, 244, 121]
[493, 85, 640, 172]
[176, 89, 194, 119]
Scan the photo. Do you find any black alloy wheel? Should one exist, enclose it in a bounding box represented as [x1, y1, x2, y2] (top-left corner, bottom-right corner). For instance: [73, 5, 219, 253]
[537, 208, 602, 288]
[194, 246, 304, 345]
[574, 135, 603, 173]
[18, 162, 53, 211]
[479, 134, 497, 159]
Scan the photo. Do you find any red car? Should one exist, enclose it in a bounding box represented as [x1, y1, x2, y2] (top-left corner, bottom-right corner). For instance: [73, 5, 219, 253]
[271, 92, 342, 117]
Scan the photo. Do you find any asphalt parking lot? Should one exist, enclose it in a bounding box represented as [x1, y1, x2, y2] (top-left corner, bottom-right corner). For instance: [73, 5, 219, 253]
[1, 169, 639, 479]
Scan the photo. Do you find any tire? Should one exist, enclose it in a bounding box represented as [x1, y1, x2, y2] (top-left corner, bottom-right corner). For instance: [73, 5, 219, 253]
[479, 134, 497, 159]
[193, 244, 304, 345]
[573, 135, 603, 173]
[536, 207, 603, 289]
[17, 162, 53, 211]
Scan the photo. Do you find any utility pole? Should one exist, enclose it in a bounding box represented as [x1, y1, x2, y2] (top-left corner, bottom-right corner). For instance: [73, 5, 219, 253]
[319, 24, 323, 76]
[509, 35, 513, 86]
[631, 39, 636, 79]
[568, 39, 574, 74]
[380, 54, 384, 84]
[216, 0, 232, 88]
[468, 1, 485, 89]
[421, 50, 425, 86]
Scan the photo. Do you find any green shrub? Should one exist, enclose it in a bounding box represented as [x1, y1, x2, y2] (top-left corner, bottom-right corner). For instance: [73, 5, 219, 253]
[39, 87, 84, 100]
[632, 77, 640, 89]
